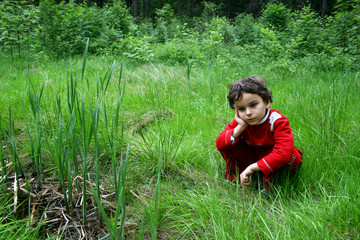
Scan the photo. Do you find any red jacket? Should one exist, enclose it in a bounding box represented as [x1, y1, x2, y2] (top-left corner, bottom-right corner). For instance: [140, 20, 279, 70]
[216, 109, 302, 176]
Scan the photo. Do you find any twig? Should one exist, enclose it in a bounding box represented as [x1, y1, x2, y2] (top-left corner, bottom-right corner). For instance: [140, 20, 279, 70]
[14, 177, 18, 214]
[19, 187, 36, 198]
[28, 200, 37, 228]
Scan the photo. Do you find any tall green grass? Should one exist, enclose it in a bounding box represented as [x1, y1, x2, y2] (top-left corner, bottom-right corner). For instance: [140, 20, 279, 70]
[0, 51, 359, 239]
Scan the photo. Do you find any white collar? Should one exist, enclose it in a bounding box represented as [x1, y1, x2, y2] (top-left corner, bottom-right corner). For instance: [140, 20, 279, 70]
[258, 109, 270, 125]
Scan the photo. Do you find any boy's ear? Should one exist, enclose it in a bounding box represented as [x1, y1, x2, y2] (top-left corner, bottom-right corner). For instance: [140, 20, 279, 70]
[265, 100, 271, 109]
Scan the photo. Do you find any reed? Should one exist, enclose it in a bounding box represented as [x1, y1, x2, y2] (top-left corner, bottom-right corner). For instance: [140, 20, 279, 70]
[24, 76, 46, 188]
[3, 107, 24, 193]
[90, 146, 129, 240]
[0, 119, 6, 181]
[144, 155, 162, 240]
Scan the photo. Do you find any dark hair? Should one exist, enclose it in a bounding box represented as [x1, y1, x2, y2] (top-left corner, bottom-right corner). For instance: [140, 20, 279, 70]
[227, 76, 273, 109]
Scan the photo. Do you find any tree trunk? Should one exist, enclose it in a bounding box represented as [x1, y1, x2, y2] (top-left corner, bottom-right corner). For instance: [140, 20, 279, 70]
[141, 0, 145, 19]
[132, 0, 138, 19]
[227, 0, 231, 18]
[321, 0, 327, 18]
[190, 0, 194, 18]
[146, 0, 151, 19]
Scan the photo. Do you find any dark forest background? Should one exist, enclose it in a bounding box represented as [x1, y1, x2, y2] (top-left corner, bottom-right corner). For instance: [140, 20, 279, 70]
[31, 0, 338, 18]
[0, 0, 359, 68]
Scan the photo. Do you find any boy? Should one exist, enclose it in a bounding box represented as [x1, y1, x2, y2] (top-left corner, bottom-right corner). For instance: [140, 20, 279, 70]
[216, 76, 302, 191]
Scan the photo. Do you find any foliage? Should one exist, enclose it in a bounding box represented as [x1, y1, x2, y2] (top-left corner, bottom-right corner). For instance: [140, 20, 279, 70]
[153, 4, 184, 43]
[287, 6, 326, 58]
[0, 0, 359, 65]
[233, 13, 261, 45]
[326, 0, 360, 55]
[103, 1, 133, 36]
[1, 46, 360, 238]
[38, 0, 103, 56]
[153, 39, 202, 64]
[37, 0, 133, 57]
[0, 0, 39, 61]
[261, 3, 291, 31]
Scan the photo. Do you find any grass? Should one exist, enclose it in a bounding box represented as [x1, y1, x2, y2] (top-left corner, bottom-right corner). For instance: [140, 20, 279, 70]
[0, 51, 359, 239]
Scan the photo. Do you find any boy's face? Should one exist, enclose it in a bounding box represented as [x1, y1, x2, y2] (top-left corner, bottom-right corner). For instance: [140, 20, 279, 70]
[234, 92, 271, 126]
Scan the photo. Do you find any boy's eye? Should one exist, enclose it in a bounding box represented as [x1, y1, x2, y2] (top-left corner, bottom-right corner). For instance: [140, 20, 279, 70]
[250, 103, 258, 108]
[238, 107, 245, 111]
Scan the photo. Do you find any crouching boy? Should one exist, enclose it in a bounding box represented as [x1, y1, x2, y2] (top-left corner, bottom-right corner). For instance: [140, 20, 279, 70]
[216, 76, 302, 191]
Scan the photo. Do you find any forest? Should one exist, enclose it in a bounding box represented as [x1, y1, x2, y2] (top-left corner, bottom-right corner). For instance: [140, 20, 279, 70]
[0, 0, 360, 239]
[1, 0, 359, 62]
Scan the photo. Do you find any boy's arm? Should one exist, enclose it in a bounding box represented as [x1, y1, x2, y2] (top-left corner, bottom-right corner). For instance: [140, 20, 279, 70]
[240, 162, 261, 188]
[216, 109, 248, 151]
[215, 119, 238, 151]
[257, 117, 294, 175]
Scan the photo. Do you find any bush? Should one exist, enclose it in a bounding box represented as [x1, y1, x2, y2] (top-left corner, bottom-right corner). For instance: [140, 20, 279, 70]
[261, 3, 291, 31]
[39, 0, 104, 56]
[153, 40, 202, 64]
[102, 1, 133, 37]
[258, 27, 286, 60]
[325, 0, 360, 55]
[38, 0, 133, 57]
[0, 0, 39, 60]
[233, 13, 261, 45]
[204, 16, 234, 44]
[154, 4, 184, 43]
[286, 6, 326, 58]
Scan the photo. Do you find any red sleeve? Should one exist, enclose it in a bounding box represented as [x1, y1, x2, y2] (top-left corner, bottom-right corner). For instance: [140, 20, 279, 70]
[216, 119, 241, 151]
[257, 117, 294, 175]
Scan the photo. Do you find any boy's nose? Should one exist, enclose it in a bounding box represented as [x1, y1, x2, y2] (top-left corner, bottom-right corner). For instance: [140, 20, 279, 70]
[246, 108, 252, 115]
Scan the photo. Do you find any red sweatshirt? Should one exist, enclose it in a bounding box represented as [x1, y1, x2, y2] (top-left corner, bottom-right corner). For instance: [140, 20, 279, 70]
[216, 109, 302, 176]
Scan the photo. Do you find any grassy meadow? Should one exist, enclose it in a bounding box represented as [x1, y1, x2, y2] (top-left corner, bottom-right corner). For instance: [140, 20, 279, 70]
[0, 50, 359, 239]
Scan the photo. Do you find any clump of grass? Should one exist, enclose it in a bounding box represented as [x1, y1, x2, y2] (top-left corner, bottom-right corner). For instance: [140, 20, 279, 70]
[25, 76, 46, 188]
[90, 146, 129, 240]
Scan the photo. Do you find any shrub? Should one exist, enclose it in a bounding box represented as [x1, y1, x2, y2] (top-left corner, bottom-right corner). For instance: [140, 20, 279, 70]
[233, 13, 261, 45]
[0, 0, 39, 60]
[204, 16, 234, 44]
[258, 27, 286, 60]
[154, 4, 184, 43]
[287, 6, 327, 58]
[325, 0, 360, 55]
[38, 0, 104, 56]
[102, 1, 133, 37]
[261, 3, 291, 31]
[153, 40, 202, 64]
[38, 0, 133, 57]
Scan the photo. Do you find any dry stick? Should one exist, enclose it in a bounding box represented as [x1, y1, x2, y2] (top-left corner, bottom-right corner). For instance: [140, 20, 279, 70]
[74, 176, 117, 209]
[19, 187, 36, 198]
[28, 202, 37, 228]
[14, 176, 18, 214]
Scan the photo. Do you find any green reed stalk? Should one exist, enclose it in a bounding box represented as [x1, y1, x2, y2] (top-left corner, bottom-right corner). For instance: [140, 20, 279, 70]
[186, 57, 192, 88]
[4, 107, 24, 193]
[92, 60, 116, 226]
[77, 38, 92, 225]
[66, 64, 80, 178]
[104, 68, 125, 203]
[0, 119, 7, 181]
[68, 110, 79, 178]
[144, 156, 162, 240]
[81, 38, 89, 84]
[90, 146, 129, 240]
[80, 93, 94, 225]
[92, 96, 101, 226]
[67, 65, 78, 118]
[27, 76, 46, 188]
[41, 95, 72, 213]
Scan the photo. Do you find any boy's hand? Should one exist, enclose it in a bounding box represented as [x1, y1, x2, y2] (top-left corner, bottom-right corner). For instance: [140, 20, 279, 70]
[232, 109, 248, 139]
[240, 163, 260, 188]
[234, 109, 247, 127]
